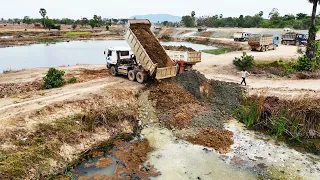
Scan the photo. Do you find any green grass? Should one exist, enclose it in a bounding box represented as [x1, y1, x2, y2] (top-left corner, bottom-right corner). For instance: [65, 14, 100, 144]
[253, 60, 297, 76]
[202, 48, 229, 55]
[36, 39, 62, 43]
[63, 31, 91, 36]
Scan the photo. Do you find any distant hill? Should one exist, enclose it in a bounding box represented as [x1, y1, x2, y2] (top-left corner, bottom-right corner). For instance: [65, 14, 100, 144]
[129, 14, 181, 23]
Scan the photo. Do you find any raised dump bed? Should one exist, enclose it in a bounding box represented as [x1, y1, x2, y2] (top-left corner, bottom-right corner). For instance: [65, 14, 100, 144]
[125, 20, 177, 80]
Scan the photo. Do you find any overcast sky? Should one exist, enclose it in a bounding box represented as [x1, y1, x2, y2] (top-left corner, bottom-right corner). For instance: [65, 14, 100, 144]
[0, 0, 315, 19]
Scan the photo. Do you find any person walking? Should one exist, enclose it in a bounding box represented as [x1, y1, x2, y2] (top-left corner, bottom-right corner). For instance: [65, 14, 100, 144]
[238, 70, 250, 86]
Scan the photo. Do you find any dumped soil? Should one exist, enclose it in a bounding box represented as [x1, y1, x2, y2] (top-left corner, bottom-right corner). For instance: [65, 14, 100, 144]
[148, 81, 207, 129]
[187, 127, 234, 154]
[185, 36, 249, 51]
[130, 24, 173, 68]
[163, 45, 196, 52]
[174, 70, 243, 128]
[200, 31, 214, 37]
[0, 80, 42, 98]
[175, 70, 243, 114]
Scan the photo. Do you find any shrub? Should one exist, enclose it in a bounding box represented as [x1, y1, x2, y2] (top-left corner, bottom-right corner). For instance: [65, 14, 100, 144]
[43, 68, 66, 89]
[72, 23, 77, 30]
[233, 52, 255, 70]
[67, 77, 77, 83]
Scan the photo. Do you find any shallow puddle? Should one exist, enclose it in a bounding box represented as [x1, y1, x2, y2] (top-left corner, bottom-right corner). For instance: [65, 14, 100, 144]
[142, 127, 257, 180]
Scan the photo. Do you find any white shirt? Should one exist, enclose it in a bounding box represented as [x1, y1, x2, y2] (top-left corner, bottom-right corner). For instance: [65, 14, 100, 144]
[240, 71, 250, 78]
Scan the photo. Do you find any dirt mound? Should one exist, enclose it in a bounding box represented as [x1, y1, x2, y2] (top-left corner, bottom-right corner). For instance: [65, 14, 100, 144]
[175, 70, 243, 114]
[163, 45, 196, 52]
[0, 80, 42, 98]
[187, 127, 234, 154]
[174, 70, 243, 128]
[148, 81, 206, 129]
[200, 31, 214, 37]
[130, 24, 173, 68]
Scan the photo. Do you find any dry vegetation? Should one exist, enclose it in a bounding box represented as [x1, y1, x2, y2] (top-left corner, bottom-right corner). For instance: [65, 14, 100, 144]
[0, 104, 138, 179]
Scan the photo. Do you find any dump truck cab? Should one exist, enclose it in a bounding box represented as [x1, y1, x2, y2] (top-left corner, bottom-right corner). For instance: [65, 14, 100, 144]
[104, 47, 133, 67]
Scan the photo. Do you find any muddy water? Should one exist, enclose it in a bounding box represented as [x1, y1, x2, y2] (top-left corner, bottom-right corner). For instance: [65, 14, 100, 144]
[0, 40, 215, 72]
[225, 120, 320, 180]
[142, 127, 257, 180]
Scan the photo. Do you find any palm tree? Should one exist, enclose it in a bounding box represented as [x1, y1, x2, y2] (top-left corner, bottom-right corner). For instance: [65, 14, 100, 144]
[308, 1, 320, 42]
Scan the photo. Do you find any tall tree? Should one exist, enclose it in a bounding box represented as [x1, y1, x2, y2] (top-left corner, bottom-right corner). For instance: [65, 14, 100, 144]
[307, 0, 320, 58]
[39, 8, 47, 28]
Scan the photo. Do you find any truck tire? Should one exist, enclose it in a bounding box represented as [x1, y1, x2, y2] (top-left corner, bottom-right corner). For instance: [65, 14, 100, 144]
[136, 72, 147, 83]
[107, 63, 111, 69]
[260, 46, 264, 52]
[110, 66, 117, 76]
[266, 46, 269, 51]
[128, 70, 136, 81]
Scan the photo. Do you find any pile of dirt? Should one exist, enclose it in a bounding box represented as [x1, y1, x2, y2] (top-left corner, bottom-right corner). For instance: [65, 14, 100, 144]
[148, 81, 206, 129]
[200, 31, 214, 37]
[0, 80, 42, 98]
[163, 45, 196, 52]
[130, 24, 173, 68]
[187, 127, 234, 154]
[185, 36, 249, 51]
[174, 70, 243, 128]
[175, 70, 243, 114]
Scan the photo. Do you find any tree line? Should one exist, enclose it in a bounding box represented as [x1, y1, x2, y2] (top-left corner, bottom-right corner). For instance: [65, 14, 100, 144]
[0, 8, 127, 30]
[179, 9, 320, 30]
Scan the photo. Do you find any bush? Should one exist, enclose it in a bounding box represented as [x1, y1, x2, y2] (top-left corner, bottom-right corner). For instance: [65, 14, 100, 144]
[67, 77, 77, 83]
[72, 23, 77, 30]
[43, 68, 66, 89]
[233, 52, 255, 70]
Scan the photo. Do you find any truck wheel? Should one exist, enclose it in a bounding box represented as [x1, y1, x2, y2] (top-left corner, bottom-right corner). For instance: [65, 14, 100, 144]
[107, 63, 111, 69]
[110, 66, 117, 76]
[136, 72, 147, 84]
[260, 46, 264, 52]
[265, 46, 269, 51]
[128, 70, 136, 81]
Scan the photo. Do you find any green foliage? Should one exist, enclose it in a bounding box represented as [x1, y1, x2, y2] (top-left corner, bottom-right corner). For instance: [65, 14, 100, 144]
[181, 15, 195, 27]
[22, 16, 32, 25]
[64, 31, 91, 36]
[233, 52, 255, 70]
[81, 17, 89, 27]
[89, 19, 96, 29]
[67, 77, 77, 83]
[271, 115, 287, 138]
[194, 11, 317, 29]
[254, 60, 296, 76]
[72, 23, 77, 30]
[44, 18, 55, 30]
[42, 68, 66, 89]
[232, 103, 259, 127]
[202, 48, 229, 55]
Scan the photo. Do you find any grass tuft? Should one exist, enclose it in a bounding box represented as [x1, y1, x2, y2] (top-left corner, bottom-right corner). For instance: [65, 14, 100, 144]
[202, 48, 229, 55]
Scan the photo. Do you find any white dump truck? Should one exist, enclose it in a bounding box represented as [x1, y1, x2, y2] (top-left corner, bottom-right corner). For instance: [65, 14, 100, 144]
[104, 19, 177, 83]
